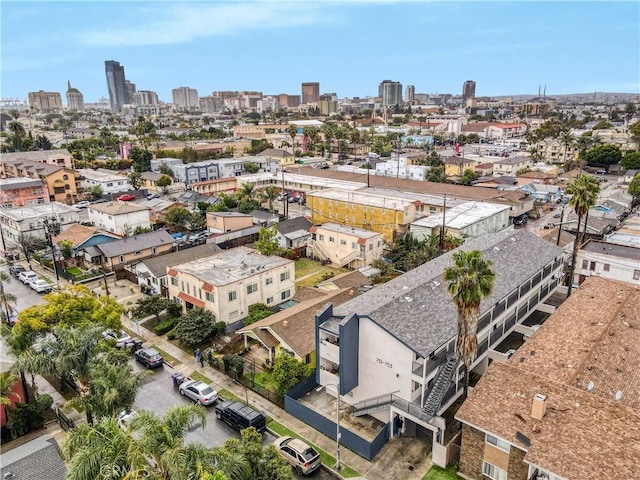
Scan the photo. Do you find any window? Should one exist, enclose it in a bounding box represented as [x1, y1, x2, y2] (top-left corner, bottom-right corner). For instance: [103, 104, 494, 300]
[603, 263, 610, 272]
[206, 292, 214, 302]
[329, 236, 335, 243]
[482, 462, 507, 480]
[634, 270, 640, 280]
[181, 281, 184, 291]
[369, 243, 373, 251]
[280, 271, 290, 281]
[281, 290, 291, 300]
[229, 291, 237, 301]
[589, 261, 596, 271]
[119, 255, 124, 263]
[381, 209, 386, 214]
[352, 242, 357, 250]
[152, 247, 156, 255]
[266, 277, 273, 285]
[171, 277, 178, 286]
[266, 296, 273, 304]
[247, 283, 258, 294]
[486, 434, 510, 453]
[340, 239, 347, 245]
[319, 234, 324, 241]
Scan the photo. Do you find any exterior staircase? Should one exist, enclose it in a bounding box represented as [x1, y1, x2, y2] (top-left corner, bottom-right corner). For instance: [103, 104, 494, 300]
[309, 240, 331, 262]
[351, 393, 395, 417]
[422, 353, 459, 419]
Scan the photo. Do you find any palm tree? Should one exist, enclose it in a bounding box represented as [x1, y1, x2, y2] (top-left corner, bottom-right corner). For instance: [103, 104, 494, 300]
[235, 182, 256, 204]
[565, 174, 600, 297]
[0, 272, 17, 323]
[443, 250, 495, 398]
[560, 130, 576, 164]
[286, 124, 298, 157]
[260, 185, 280, 213]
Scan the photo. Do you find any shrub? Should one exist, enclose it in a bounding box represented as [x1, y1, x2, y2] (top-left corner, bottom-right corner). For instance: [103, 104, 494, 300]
[222, 354, 245, 378]
[167, 328, 177, 341]
[8, 394, 53, 436]
[173, 307, 217, 346]
[154, 317, 177, 336]
[214, 321, 227, 337]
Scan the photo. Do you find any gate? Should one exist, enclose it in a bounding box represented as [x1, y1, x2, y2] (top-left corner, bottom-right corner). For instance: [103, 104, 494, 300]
[56, 408, 75, 431]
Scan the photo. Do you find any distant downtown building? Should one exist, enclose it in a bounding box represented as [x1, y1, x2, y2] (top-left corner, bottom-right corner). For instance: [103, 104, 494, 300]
[405, 85, 415, 103]
[66, 81, 85, 111]
[133, 90, 159, 106]
[462, 80, 476, 103]
[172, 87, 199, 111]
[105, 60, 128, 112]
[301, 82, 320, 104]
[378, 80, 403, 107]
[27, 91, 62, 112]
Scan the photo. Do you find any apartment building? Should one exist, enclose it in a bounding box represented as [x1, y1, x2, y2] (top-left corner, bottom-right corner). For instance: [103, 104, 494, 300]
[167, 246, 295, 329]
[88, 201, 151, 236]
[78, 169, 129, 195]
[0, 202, 80, 247]
[1, 149, 75, 170]
[455, 277, 640, 480]
[444, 157, 476, 177]
[492, 157, 534, 177]
[95, 230, 174, 271]
[0, 158, 80, 204]
[312, 230, 564, 466]
[0, 178, 49, 208]
[27, 90, 62, 112]
[306, 189, 422, 242]
[574, 239, 640, 286]
[535, 137, 580, 164]
[308, 223, 384, 268]
[191, 178, 237, 196]
[410, 202, 511, 240]
[206, 212, 253, 233]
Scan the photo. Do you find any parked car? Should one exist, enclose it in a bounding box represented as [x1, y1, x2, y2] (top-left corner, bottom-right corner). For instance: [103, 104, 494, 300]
[29, 278, 53, 293]
[273, 436, 321, 476]
[18, 270, 38, 284]
[215, 400, 266, 433]
[116, 194, 136, 201]
[146, 193, 161, 200]
[102, 329, 133, 348]
[9, 265, 26, 277]
[543, 223, 556, 229]
[179, 379, 218, 406]
[117, 409, 138, 430]
[74, 201, 90, 210]
[134, 348, 164, 369]
[553, 213, 562, 218]
[3, 251, 19, 261]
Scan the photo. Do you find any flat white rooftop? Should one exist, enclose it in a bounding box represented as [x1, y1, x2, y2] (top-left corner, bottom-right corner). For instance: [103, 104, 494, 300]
[0, 177, 44, 187]
[173, 246, 293, 286]
[362, 187, 465, 208]
[411, 201, 511, 229]
[309, 188, 417, 210]
[78, 169, 128, 182]
[238, 172, 365, 191]
[314, 222, 382, 239]
[0, 201, 77, 221]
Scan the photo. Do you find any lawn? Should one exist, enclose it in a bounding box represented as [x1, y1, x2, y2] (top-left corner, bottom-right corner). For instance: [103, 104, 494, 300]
[65, 267, 83, 276]
[267, 419, 360, 478]
[190, 371, 214, 385]
[294, 258, 324, 279]
[296, 267, 347, 288]
[252, 371, 277, 391]
[422, 465, 463, 480]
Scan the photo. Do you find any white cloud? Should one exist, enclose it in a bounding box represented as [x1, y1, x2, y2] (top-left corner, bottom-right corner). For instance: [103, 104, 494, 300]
[80, 2, 332, 47]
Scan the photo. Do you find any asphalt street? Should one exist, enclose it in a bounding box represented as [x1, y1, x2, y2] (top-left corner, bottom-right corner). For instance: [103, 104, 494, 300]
[1, 262, 47, 313]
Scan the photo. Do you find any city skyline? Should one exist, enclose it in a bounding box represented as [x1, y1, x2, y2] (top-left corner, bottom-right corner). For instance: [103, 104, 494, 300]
[2, 1, 639, 103]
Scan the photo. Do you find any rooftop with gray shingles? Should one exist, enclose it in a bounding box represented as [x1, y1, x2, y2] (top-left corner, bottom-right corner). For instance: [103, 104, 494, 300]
[0, 435, 66, 480]
[322, 229, 563, 357]
[140, 243, 221, 277]
[97, 230, 174, 257]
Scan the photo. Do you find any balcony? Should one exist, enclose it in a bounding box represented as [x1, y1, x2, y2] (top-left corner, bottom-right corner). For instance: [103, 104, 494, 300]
[319, 339, 339, 364]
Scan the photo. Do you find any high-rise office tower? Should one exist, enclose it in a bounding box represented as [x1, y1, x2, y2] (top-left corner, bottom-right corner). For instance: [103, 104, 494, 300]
[378, 80, 403, 106]
[124, 81, 137, 104]
[66, 81, 85, 111]
[462, 80, 476, 102]
[405, 85, 415, 103]
[133, 90, 159, 106]
[105, 60, 127, 112]
[301, 82, 320, 104]
[172, 87, 199, 110]
[27, 90, 63, 112]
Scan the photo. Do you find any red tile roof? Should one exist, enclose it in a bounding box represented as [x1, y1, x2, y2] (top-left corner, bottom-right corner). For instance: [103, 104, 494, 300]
[177, 292, 205, 308]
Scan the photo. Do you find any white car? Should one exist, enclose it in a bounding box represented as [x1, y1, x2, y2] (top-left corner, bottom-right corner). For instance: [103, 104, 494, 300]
[18, 271, 38, 284]
[117, 409, 138, 430]
[73, 201, 90, 210]
[29, 278, 53, 293]
[179, 380, 218, 406]
[102, 329, 133, 348]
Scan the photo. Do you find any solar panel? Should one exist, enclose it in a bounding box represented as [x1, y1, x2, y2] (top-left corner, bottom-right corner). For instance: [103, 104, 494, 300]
[515, 431, 531, 447]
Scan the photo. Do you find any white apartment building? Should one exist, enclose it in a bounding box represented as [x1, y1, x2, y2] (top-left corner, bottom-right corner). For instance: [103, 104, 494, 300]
[574, 240, 640, 286]
[492, 156, 534, 177]
[167, 246, 296, 330]
[78, 169, 130, 195]
[0, 202, 80, 247]
[87, 201, 151, 236]
[308, 223, 384, 269]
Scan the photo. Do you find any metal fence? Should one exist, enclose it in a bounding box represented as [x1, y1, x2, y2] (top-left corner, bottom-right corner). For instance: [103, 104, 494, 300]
[56, 408, 75, 431]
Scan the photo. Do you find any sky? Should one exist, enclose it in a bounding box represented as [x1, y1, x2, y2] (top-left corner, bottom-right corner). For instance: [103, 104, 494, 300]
[2, 1, 639, 104]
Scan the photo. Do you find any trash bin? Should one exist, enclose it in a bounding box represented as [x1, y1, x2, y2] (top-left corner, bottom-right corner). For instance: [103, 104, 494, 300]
[129, 338, 143, 353]
[171, 373, 185, 388]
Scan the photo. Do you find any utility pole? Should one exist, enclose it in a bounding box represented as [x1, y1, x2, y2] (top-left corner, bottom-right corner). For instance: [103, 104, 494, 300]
[43, 218, 61, 289]
[556, 202, 566, 246]
[440, 194, 447, 254]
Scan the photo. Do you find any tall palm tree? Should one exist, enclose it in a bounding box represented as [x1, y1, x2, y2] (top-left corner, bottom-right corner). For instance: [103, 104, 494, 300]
[286, 124, 298, 157]
[260, 185, 280, 213]
[443, 250, 495, 399]
[560, 130, 576, 164]
[0, 272, 17, 323]
[565, 174, 600, 297]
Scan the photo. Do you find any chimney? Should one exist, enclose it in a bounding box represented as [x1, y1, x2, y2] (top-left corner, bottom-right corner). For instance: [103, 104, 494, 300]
[531, 393, 547, 420]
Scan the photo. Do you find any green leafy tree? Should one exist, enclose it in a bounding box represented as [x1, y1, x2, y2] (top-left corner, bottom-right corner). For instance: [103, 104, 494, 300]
[156, 174, 172, 192]
[621, 151, 640, 169]
[132, 295, 181, 324]
[443, 250, 495, 399]
[158, 162, 175, 178]
[128, 171, 143, 190]
[163, 206, 192, 230]
[89, 185, 103, 200]
[221, 428, 292, 480]
[583, 144, 622, 172]
[592, 120, 614, 130]
[459, 168, 480, 185]
[260, 185, 280, 213]
[58, 240, 74, 259]
[0, 271, 17, 324]
[129, 147, 152, 173]
[1, 371, 21, 424]
[132, 226, 153, 235]
[255, 225, 280, 256]
[286, 124, 298, 156]
[565, 174, 600, 297]
[34, 134, 52, 150]
[243, 303, 274, 327]
[174, 307, 217, 346]
[425, 166, 449, 183]
[271, 353, 314, 395]
[16, 233, 47, 269]
[628, 174, 640, 206]
[244, 162, 260, 174]
[630, 121, 640, 144]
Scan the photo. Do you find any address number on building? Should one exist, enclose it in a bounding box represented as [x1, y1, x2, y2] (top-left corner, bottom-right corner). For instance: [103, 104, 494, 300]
[376, 358, 393, 369]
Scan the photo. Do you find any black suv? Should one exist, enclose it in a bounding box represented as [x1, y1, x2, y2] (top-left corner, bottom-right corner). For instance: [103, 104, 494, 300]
[215, 400, 266, 433]
[134, 348, 164, 369]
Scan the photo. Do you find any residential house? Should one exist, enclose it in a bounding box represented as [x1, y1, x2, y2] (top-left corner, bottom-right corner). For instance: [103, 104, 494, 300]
[237, 272, 370, 364]
[207, 212, 253, 233]
[489, 190, 534, 221]
[133, 243, 221, 296]
[150, 157, 183, 172]
[0, 202, 79, 247]
[474, 163, 493, 176]
[492, 157, 534, 177]
[0, 177, 49, 208]
[95, 230, 174, 271]
[0, 158, 80, 204]
[455, 277, 640, 480]
[141, 172, 184, 193]
[0, 148, 74, 169]
[78, 168, 130, 195]
[308, 223, 384, 269]
[136, 198, 187, 228]
[622, 168, 639, 184]
[516, 171, 557, 186]
[557, 168, 582, 185]
[561, 209, 618, 240]
[472, 176, 518, 189]
[52, 223, 119, 258]
[409, 202, 511, 240]
[604, 211, 640, 248]
[170, 159, 219, 186]
[258, 148, 295, 168]
[190, 177, 237, 196]
[574, 239, 640, 286]
[535, 227, 576, 257]
[251, 209, 280, 227]
[207, 225, 261, 249]
[0, 435, 66, 480]
[444, 156, 475, 177]
[485, 123, 526, 140]
[311, 230, 564, 466]
[275, 217, 312, 251]
[88, 201, 151, 236]
[519, 183, 562, 204]
[167, 246, 295, 330]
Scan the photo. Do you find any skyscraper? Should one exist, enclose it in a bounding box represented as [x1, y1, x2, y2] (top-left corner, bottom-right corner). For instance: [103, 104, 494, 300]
[378, 80, 403, 106]
[27, 90, 63, 112]
[124, 81, 137, 104]
[66, 81, 85, 111]
[405, 85, 415, 103]
[462, 80, 476, 102]
[172, 87, 199, 111]
[301, 82, 320, 104]
[105, 60, 127, 112]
